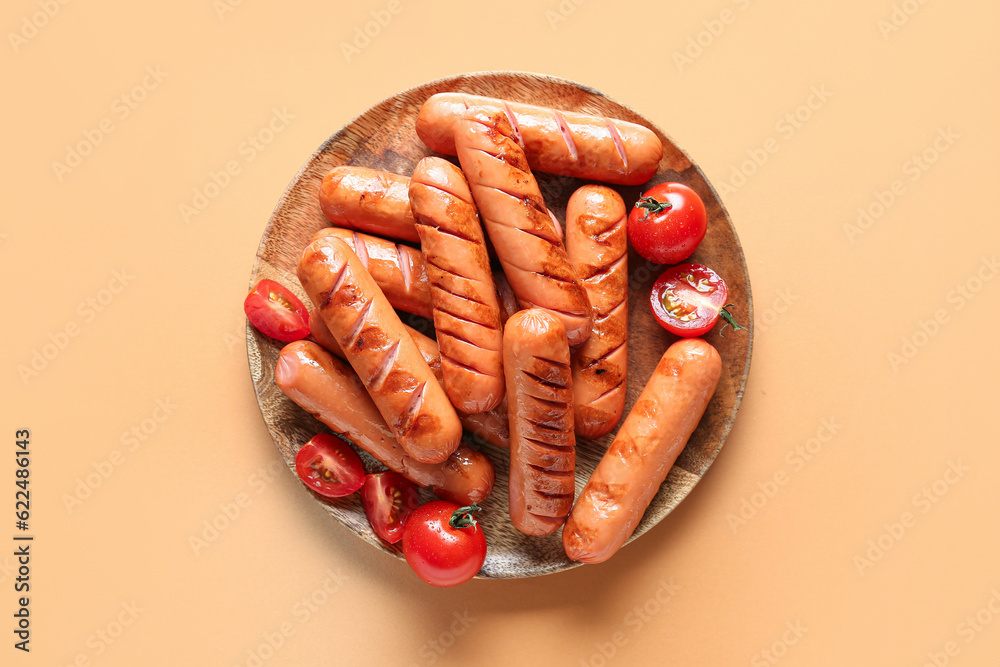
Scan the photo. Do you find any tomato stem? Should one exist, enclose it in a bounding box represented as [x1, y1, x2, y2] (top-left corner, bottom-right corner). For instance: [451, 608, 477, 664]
[635, 196, 673, 221]
[718, 304, 745, 336]
[449, 504, 482, 531]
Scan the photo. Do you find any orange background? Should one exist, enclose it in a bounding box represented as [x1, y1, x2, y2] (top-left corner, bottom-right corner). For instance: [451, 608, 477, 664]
[4, 1, 1000, 665]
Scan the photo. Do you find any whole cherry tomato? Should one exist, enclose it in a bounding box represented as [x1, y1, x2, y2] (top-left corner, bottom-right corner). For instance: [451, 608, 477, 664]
[402, 501, 487, 587]
[627, 182, 707, 265]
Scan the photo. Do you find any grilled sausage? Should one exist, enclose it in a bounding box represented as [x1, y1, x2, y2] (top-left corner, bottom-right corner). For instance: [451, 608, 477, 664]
[409, 157, 505, 414]
[416, 93, 663, 186]
[453, 107, 592, 345]
[319, 166, 420, 243]
[503, 309, 576, 536]
[563, 338, 722, 563]
[565, 185, 628, 439]
[275, 341, 494, 504]
[310, 227, 432, 319]
[309, 306, 510, 450]
[297, 235, 462, 464]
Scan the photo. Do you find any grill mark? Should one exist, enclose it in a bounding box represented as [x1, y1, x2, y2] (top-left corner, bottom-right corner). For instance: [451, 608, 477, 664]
[345, 299, 374, 348]
[527, 418, 562, 432]
[604, 117, 629, 170]
[471, 146, 531, 177]
[434, 287, 498, 322]
[527, 395, 568, 409]
[497, 253, 577, 286]
[422, 218, 479, 245]
[528, 268, 578, 286]
[533, 355, 570, 369]
[523, 436, 574, 453]
[528, 464, 573, 476]
[523, 370, 568, 390]
[398, 381, 426, 434]
[484, 182, 547, 216]
[502, 101, 524, 148]
[535, 490, 574, 500]
[437, 304, 491, 330]
[581, 340, 626, 372]
[329, 263, 348, 296]
[420, 178, 475, 207]
[591, 381, 626, 403]
[352, 231, 370, 268]
[594, 217, 626, 244]
[426, 255, 479, 283]
[396, 245, 412, 293]
[440, 351, 497, 377]
[552, 110, 578, 161]
[368, 339, 400, 389]
[593, 298, 628, 323]
[585, 254, 627, 283]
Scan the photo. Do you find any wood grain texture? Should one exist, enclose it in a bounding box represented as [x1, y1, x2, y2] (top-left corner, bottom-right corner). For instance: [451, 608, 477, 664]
[247, 71, 753, 579]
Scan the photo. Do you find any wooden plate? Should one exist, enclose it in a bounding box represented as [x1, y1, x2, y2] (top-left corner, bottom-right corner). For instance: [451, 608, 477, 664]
[247, 72, 752, 579]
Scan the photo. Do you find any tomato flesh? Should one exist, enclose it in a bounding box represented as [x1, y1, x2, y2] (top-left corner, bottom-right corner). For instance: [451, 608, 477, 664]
[402, 501, 487, 587]
[244, 279, 310, 342]
[361, 471, 419, 543]
[294, 434, 364, 498]
[627, 182, 707, 265]
[650, 264, 730, 337]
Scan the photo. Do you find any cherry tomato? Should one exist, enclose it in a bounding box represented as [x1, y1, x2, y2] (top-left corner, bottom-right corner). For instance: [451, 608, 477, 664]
[627, 182, 707, 265]
[402, 501, 487, 587]
[244, 279, 310, 342]
[650, 264, 744, 338]
[294, 434, 365, 498]
[361, 471, 419, 544]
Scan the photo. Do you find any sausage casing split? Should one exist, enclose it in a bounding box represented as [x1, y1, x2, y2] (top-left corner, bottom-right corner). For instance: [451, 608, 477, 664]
[310, 304, 510, 450]
[503, 309, 576, 536]
[409, 157, 505, 414]
[275, 341, 494, 505]
[416, 93, 663, 186]
[453, 107, 592, 345]
[297, 235, 462, 464]
[310, 227, 432, 319]
[565, 185, 628, 439]
[563, 338, 722, 563]
[319, 166, 420, 243]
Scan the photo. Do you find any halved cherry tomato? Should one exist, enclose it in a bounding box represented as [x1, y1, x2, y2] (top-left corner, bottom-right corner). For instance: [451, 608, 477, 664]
[627, 182, 707, 265]
[361, 471, 419, 544]
[244, 279, 310, 342]
[294, 434, 365, 498]
[650, 263, 744, 338]
[402, 501, 487, 587]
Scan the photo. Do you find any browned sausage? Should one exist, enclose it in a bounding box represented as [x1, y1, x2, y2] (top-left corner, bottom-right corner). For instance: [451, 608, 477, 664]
[503, 309, 576, 536]
[310, 227, 432, 319]
[319, 166, 419, 243]
[565, 185, 628, 439]
[275, 341, 494, 504]
[563, 338, 722, 563]
[310, 308, 510, 449]
[409, 157, 505, 414]
[416, 93, 663, 186]
[309, 308, 439, 376]
[297, 235, 462, 464]
[453, 107, 592, 345]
